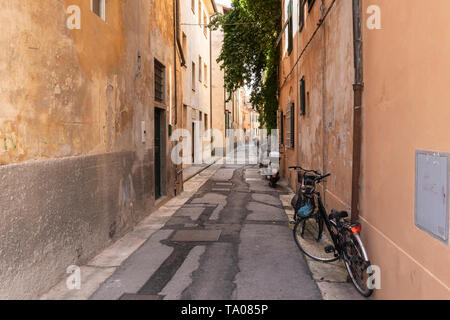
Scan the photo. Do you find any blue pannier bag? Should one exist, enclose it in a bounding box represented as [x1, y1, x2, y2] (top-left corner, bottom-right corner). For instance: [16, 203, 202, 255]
[297, 202, 314, 218]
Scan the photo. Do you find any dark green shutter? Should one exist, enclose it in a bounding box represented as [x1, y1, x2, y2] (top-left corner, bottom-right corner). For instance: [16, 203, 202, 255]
[308, 0, 316, 12]
[299, 0, 305, 31]
[288, 0, 293, 54]
[285, 106, 291, 147]
[290, 103, 295, 148]
[300, 77, 306, 116]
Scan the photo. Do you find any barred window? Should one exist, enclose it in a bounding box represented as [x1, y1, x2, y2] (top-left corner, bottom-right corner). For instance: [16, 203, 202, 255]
[154, 59, 166, 104]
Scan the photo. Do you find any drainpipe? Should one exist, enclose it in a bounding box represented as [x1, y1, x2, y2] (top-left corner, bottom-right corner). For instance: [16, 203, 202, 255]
[210, 16, 213, 155]
[210, 11, 218, 156]
[351, 0, 364, 222]
[173, 0, 180, 193]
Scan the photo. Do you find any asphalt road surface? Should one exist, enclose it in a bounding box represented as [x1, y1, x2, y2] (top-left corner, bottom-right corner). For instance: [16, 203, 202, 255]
[91, 159, 322, 300]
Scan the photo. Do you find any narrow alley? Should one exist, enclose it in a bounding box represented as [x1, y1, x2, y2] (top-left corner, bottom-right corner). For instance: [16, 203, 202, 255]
[1, 0, 449, 304]
[42, 147, 321, 300]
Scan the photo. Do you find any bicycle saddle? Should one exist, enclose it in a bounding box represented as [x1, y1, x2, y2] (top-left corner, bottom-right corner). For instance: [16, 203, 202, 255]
[329, 210, 348, 220]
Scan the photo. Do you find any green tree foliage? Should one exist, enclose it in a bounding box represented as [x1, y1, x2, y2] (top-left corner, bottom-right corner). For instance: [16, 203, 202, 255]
[210, 0, 281, 130]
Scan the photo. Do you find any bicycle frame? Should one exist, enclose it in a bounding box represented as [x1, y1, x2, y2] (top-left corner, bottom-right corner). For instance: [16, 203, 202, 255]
[315, 193, 342, 254]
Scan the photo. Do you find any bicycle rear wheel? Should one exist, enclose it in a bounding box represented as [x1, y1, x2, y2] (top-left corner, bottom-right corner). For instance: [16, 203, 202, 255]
[343, 231, 374, 297]
[293, 214, 339, 262]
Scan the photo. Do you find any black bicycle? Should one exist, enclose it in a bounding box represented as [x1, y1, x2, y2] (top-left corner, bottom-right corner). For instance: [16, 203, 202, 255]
[289, 166, 374, 297]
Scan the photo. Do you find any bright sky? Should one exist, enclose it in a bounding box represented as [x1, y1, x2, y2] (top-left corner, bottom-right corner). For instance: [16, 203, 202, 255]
[215, 0, 232, 7]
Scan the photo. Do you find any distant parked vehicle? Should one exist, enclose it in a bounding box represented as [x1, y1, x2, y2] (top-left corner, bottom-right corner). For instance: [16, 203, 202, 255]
[267, 151, 280, 188]
[258, 142, 280, 188]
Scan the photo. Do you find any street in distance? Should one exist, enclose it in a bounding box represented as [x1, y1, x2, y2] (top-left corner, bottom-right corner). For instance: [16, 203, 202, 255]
[181, 305, 269, 318]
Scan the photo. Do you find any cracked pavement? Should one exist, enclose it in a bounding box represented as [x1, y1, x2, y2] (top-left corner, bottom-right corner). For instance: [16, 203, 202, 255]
[42, 147, 324, 300]
[91, 163, 321, 300]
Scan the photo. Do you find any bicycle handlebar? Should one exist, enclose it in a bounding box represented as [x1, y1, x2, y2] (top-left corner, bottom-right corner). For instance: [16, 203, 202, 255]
[315, 173, 331, 182]
[289, 166, 321, 175]
[289, 166, 331, 183]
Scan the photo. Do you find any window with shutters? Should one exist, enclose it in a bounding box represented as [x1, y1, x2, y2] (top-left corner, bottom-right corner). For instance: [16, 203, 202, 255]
[290, 103, 295, 147]
[300, 77, 306, 116]
[278, 110, 284, 146]
[285, 103, 295, 148]
[287, 0, 293, 55]
[285, 106, 291, 147]
[154, 59, 166, 104]
[299, 0, 305, 32]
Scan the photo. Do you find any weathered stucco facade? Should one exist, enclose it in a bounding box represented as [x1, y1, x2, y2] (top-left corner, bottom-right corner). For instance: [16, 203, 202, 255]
[180, 0, 216, 164]
[280, 0, 450, 299]
[360, 0, 450, 299]
[211, 3, 227, 157]
[0, 0, 183, 299]
[279, 0, 354, 214]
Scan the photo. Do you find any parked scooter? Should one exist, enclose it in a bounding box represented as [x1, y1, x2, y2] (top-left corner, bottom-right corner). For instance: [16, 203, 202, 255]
[259, 148, 280, 188]
[267, 151, 280, 188]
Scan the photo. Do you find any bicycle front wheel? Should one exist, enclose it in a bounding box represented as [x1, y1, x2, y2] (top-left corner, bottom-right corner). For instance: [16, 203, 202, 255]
[293, 214, 339, 262]
[343, 231, 374, 297]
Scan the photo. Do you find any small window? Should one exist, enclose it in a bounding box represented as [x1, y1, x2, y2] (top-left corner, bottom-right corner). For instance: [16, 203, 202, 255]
[182, 32, 187, 56]
[154, 59, 166, 104]
[198, 0, 202, 26]
[285, 103, 295, 148]
[308, 0, 316, 12]
[277, 110, 284, 146]
[290, 103, 295, 148]
[91, 0, 106, 21]
[191, 0, 195, 13]
[287, 0, 293, 54]
[225, 112, 229, 134]
[299, 0, 305, 31]
[300, 77, 306, 115]
[203, 13, 208, 36]
[192, 62, 196, 91]
[204, 64, 208, 86]
[204, 114, 208, 131]
[199, 56, 202, 83]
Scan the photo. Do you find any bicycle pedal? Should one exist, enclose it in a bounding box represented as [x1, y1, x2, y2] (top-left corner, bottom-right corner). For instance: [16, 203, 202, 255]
[324, 245, 335, 254]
